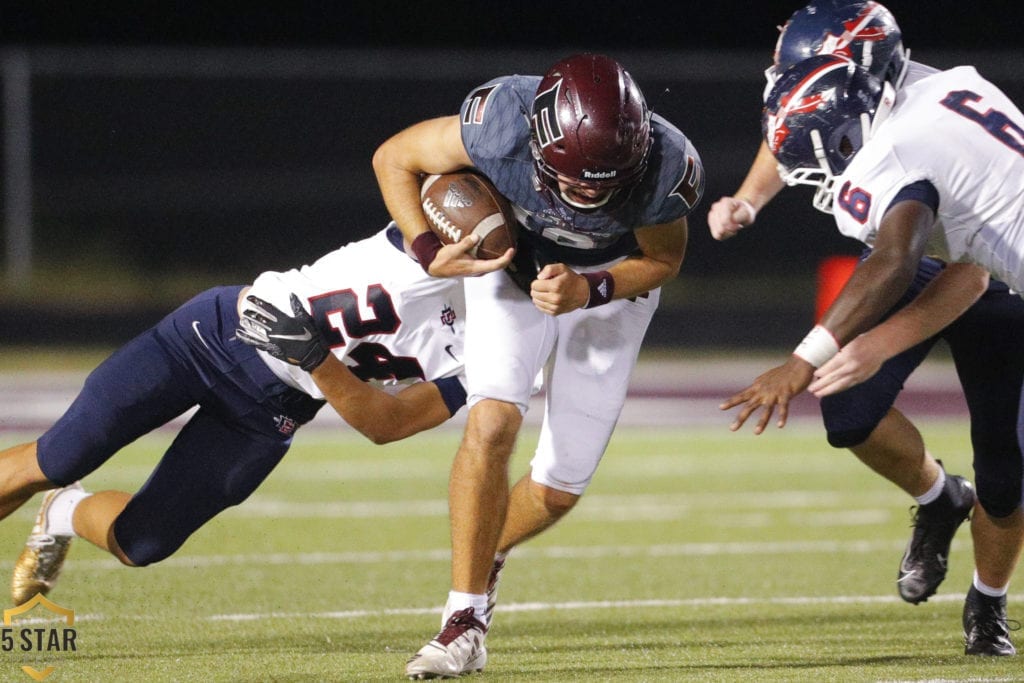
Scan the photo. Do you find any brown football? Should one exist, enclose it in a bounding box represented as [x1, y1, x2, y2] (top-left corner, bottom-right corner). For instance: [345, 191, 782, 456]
[420, 171, 518, 260]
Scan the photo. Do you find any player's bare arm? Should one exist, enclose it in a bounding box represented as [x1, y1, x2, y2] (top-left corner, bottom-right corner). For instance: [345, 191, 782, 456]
[529, 217, 687, 316]
[707, 142, 786, 241]
[372, 116, 512, 278]
[310, 356, 455, 444]
[810, 262, 989, 397]
[721, 199, 936, 433]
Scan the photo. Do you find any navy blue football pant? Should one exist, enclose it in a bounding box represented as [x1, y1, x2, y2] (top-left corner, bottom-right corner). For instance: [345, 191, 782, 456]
[36, 286, 325, 566]
[821, 256, 1024, 518]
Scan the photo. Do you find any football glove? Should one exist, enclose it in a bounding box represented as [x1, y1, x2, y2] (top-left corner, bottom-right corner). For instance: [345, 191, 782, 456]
[236, 293, 330, 372]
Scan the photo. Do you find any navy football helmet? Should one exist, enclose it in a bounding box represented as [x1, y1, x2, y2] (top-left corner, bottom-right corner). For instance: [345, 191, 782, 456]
[762, 54, 895, 213]
[765, 1, 908, 99]
[529, 53, 653, 211]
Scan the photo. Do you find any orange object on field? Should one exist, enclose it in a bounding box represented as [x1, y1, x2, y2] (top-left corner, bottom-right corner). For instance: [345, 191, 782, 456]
[816, 255, 859, 322]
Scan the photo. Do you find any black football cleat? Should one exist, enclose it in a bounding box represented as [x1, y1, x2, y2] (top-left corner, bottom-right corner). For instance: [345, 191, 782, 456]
[963, 586, 1018, 656]
[897, 471, 975, 604]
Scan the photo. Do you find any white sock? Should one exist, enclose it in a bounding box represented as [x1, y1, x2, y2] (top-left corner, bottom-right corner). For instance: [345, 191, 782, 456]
[443, 590, 488, 625]
[915, 466, 946, 505]
[44, 487, 91, 537]
[974, 570, 1008, 598]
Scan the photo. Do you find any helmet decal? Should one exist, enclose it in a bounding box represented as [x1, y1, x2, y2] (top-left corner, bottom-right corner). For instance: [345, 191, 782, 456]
[766, 59, 848, 155]
[762, 54, 891, 214]
[531, 79, 565, 148]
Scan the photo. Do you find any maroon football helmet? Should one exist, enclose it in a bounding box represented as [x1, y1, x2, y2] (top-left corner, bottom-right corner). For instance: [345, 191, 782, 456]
[529, 53, 653, 210]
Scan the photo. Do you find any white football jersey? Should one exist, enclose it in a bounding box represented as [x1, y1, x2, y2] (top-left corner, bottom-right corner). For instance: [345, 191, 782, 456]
[833, 66, 1024, 292]
[244, 226, 465, 399]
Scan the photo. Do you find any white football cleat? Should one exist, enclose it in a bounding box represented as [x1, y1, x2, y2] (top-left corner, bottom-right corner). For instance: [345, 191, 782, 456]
[406, 607, 487, 679]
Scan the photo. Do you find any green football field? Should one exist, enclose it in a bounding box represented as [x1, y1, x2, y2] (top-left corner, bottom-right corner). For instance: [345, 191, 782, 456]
[0, 415, 1018, 682]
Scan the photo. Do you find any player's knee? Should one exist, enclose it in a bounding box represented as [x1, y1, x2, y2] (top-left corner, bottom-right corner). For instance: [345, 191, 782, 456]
[975, 477, 1020, 520]
[112, 518, 185, 568]
[117, 539, 179, 568]
[528, 479, 579, 517]
[465, 399, 522, 453]
[826, 427, 874, 450]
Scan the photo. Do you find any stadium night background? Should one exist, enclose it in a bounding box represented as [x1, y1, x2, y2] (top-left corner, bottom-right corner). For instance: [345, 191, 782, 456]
[1, 1, 1018, 347]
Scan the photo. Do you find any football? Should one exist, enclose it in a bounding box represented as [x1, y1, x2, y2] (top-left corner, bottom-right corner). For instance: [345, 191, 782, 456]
[420, 171, 518, 260]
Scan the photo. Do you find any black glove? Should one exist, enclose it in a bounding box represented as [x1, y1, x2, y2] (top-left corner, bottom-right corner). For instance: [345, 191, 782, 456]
[236, 293, 330, 372]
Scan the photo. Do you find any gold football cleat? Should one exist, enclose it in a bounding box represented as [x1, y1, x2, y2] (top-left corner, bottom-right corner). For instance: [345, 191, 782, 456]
[10, 484, 80, 606]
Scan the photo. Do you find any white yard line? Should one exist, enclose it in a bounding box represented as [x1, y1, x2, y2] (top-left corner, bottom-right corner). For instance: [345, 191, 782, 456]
[26, 590, 1020, 627]
[0, 538, 943, 572]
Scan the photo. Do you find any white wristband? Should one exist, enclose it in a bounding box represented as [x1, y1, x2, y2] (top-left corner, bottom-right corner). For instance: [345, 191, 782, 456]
[793, 325, 840, 368]
[736, 198, 757, 225]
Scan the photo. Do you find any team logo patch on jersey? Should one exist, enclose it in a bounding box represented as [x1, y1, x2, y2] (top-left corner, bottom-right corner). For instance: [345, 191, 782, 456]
[440, 304, 457, 331]
[274, 415, 298, 436]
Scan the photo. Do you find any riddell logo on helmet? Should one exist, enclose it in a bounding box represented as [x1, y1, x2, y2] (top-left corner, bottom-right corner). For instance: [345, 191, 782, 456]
[582, 170, 617, 179]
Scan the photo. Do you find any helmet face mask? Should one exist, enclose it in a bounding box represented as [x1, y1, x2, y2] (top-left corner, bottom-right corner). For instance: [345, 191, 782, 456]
[762, 54, 895, 213]
[763, 0, 908, 100]
[530, 53, 653, 211]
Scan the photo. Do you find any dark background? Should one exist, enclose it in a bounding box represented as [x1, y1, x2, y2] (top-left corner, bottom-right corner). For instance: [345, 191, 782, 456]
[1, 2, 1021, 347]
[4, 2, 1021, 51]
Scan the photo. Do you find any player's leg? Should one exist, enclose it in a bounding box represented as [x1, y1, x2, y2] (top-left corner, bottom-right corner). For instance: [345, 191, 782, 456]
[942, 278, 1024, 653]
[111, 408, 296, 567]
[488, 286, 658, 625]
[407, 270, 553, 679]
[822, 257, 975, 602]
[448, 398, 522, 592]
[847, 408, 940, 496]
[826, 367, 973, 604]
[485, 458, 581, 632]
[498, 475, 578, 555]
[10, 325, 202, 604]
[71, 491, 134, 563]
[962, 464, 1023, 656]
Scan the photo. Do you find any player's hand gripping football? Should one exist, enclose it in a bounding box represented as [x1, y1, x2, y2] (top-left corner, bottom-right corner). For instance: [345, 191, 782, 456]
[236, 293, 330, 372]
[719, 355, 815, 434]
[429, 233, 514, 278]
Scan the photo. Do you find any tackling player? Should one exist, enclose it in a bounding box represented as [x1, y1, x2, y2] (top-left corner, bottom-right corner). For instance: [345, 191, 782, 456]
[709, 0, 1024, 612]
[4, 224, 468, 605]
[726, 54, 1024, 656]
[373, 52, 704, 678]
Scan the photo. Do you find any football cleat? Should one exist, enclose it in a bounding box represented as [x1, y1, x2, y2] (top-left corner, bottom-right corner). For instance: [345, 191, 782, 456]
[406, 607, 487, 679]
[484, 556, 505, 630]
[963, 586, 1018, 656]
[10, 483, 82, 606]
[897, 472, 975, 604]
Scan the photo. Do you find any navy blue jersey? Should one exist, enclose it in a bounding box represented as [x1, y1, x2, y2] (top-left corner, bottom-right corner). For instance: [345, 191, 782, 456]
[460, 75, 704, 265]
